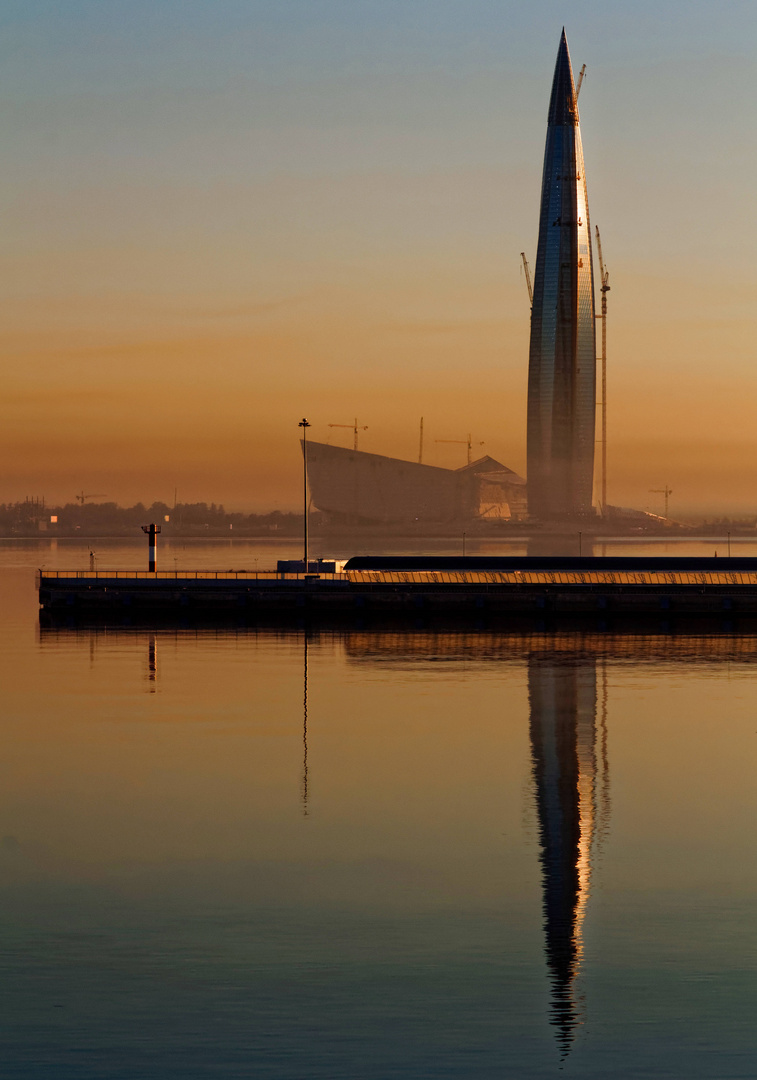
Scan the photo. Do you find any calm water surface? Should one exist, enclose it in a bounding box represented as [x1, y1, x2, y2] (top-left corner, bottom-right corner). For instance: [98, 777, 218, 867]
[1, 538, 756, 1077]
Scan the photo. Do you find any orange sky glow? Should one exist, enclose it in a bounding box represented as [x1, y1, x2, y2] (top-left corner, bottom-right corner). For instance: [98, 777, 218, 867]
[2, 2, 756, 518]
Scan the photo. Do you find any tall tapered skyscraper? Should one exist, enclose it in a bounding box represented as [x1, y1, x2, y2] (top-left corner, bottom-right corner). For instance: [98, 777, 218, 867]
[527, 31, 596, 518]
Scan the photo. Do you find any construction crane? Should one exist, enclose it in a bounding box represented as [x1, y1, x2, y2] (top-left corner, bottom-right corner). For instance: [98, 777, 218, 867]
[435, 434, 484, 467]
[575, 63, 586, 99]
[75, 492, 107, 505]
[595, 225, 610, 517]
[649, 486, 673, 519]
[520, 252, 533, 308]
[327, 418, 368, 451]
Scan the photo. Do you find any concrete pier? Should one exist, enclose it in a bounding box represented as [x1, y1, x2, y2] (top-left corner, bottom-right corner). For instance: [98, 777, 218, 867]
[37, 556, 757, 621]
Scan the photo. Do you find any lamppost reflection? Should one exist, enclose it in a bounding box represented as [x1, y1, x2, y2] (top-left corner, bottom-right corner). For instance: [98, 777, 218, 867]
[302, 632, 309, 817]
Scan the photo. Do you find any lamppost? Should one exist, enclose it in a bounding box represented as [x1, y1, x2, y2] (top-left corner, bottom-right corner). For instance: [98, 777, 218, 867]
[299, 418, 310, 569]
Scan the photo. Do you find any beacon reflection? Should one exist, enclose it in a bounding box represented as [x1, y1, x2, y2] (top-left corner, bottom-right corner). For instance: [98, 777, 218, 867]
[528, 652, 609, 1055]
[147, 633, 158, 692]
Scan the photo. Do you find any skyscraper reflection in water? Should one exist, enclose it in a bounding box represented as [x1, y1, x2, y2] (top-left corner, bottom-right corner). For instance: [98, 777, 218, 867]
[528, 652, 609, 1055]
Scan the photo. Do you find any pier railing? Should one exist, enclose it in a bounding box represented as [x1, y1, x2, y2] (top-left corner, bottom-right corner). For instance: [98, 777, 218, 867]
[348, 569, 757, 586]
[38, 568, 757, 587]
[38, 569, 339, 582]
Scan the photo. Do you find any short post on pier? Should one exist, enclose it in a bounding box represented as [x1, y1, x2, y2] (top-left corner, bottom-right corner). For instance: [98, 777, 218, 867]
[141, 523, 162, 572]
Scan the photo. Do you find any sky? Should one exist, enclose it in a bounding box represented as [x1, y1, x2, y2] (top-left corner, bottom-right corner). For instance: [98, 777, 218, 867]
[1, 0, 756, 516]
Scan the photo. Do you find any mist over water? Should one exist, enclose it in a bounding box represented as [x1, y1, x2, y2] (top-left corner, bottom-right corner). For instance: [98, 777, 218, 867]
[1, 538, 756, 1077]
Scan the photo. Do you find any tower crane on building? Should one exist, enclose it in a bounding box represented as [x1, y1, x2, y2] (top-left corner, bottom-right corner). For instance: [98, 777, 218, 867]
[520, 252, 533, 309]
[649, 486, 673, 520]
[575, 64, 586, 98]
[595, 225, 610, 517]
[327, 419, 368, 451]
[435, 434, 484, 467]
[75, 492, 108, 505]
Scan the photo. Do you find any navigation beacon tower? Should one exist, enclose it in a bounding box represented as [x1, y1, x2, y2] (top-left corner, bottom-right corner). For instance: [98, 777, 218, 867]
[527, 31, 596, 519]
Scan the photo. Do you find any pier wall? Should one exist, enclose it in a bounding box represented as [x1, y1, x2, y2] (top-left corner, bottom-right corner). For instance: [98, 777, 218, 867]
[38, 565, 757, 621]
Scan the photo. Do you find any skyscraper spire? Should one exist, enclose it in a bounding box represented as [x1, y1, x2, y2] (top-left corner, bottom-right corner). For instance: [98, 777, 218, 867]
[547, 29, 579, 126]
[527, 32, 596, 518]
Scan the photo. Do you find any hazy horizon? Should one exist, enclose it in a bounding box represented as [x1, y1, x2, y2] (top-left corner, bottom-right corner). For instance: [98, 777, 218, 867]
[2, 1, 756, 517]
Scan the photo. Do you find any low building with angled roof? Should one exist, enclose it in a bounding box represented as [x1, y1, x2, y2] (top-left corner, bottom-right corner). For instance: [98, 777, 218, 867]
[304, 441, 527, 526]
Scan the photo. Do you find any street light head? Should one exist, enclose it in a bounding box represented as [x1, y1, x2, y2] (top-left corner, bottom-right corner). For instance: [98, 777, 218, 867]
[299, 417, 310, 429]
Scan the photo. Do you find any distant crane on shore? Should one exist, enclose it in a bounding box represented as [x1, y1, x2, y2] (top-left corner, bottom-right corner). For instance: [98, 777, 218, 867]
[328, 419, 368, 451]
[435, 434, 484, 467]
[75, 492, 107, 505]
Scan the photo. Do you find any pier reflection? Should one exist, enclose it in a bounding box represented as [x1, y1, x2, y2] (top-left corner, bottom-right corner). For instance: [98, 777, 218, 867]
[302, 633, 309, 817]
